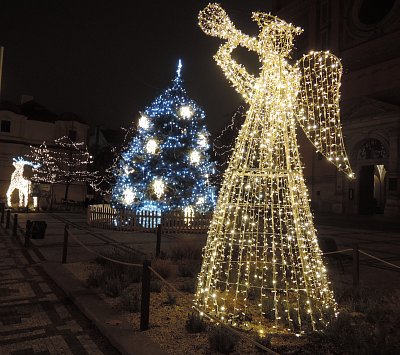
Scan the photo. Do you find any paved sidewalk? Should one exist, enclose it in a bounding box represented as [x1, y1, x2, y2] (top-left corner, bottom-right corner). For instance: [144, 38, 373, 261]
[0, 225, 120, 355]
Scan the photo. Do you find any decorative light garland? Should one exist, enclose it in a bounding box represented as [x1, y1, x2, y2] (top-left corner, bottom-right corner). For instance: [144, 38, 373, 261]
[90, 124, 138, 196]
[28, 136, 96, 199]
[196, 3, 354, 335]
[212, 104, 246, 184]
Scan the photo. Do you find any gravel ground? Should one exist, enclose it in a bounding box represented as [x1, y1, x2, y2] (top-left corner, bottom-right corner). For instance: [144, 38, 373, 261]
[65, 261, 321, 355]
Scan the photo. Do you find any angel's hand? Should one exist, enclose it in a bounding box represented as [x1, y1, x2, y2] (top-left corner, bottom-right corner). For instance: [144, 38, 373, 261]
[199, 3, 259, 52]
[199, 3, 236, 40]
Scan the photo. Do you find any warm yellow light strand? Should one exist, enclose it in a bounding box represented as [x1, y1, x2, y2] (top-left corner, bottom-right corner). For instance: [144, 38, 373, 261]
[195, 3, 351, 334]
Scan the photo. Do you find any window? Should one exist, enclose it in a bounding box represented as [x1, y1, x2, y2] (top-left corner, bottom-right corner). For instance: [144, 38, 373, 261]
[68, 130, 77, 141]
[357, 139, 388, 160]
[1, 120, 11, 132]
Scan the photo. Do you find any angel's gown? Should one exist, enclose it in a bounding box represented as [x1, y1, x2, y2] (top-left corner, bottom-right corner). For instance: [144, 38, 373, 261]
[195, 36, 337, 333]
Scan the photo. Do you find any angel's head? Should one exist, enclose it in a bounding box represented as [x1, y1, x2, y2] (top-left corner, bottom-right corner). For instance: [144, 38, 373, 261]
[252, 12, 303, 57]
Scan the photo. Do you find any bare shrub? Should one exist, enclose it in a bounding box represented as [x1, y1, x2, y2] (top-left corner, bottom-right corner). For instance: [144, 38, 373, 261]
[180, 279, 197, 294]
[208, 324, 238, 354]
[185, 312, 207, 333]
[169, 241, 203, 260]
[177, 259, 201, 277]
[164, 292, 177, 306]
[151, 258, 173, 279]
[86, 269, 103, 288]
[121, 287, 141, 313]
[150, 280, 162, 293]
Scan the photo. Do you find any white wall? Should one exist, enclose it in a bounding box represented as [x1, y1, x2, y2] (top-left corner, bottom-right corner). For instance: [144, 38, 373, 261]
[0, 109, 89, 205]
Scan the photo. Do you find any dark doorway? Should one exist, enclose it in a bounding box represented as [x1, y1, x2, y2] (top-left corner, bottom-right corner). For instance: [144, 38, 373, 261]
[359, 165, 375, 214]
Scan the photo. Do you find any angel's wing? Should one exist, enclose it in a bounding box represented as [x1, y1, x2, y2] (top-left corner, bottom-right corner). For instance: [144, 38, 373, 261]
[295, 51, 354, 178]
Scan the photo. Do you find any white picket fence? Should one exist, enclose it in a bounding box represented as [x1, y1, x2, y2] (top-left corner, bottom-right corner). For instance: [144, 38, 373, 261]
[87, 204, 212, 234]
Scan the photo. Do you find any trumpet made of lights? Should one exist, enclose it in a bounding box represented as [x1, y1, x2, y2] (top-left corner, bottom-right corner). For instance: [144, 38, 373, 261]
[196, 4, 354, 334]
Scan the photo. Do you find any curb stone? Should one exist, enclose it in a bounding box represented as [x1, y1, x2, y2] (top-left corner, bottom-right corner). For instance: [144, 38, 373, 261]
[41, 262, 167, 355]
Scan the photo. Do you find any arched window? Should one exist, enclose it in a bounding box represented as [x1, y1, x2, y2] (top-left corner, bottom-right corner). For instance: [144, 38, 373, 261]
[357, 139, 388, 159]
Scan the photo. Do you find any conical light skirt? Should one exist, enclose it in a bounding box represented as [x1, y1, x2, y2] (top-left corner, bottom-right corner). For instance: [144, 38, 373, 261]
[196, 110, 337, 332]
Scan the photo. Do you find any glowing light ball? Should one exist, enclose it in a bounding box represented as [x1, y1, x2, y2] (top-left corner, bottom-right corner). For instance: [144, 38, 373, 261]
[179, 105, 193, 119]
[123, 187, 135, 205]
[153, 179, 165, 199]
[145, 139, 158, 154]
[189, 150, 201, 165]
[138, 115, 150, 130]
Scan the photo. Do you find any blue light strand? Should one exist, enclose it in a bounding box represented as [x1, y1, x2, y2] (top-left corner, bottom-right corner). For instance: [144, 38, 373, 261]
[112, 60, 217, 213]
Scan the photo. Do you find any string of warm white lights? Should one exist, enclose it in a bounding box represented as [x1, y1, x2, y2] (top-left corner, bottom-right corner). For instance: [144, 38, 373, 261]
[89, 124, 137, 196]
[213, 105, 245, 154]
[112, 60, 216, 214]
[196, 3, 354, 335]
[296, 52, 353, 177]
[29, 136, 95, 188]
[213, 105, 246, 175]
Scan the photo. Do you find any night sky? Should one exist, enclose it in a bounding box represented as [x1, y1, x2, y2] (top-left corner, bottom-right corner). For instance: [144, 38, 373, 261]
[0, 0, 275, 135]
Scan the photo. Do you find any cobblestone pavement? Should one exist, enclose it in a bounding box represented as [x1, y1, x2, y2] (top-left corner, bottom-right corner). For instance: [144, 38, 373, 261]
[0, 227, 120, 355]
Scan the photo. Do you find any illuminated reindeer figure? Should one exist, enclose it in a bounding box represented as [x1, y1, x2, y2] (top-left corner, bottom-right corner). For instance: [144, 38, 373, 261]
[6, 157, 38, 207]
[196, 4, 354, 334]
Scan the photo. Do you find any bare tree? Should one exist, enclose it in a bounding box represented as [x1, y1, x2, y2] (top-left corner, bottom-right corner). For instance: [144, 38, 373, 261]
[29, 136, 95, 204]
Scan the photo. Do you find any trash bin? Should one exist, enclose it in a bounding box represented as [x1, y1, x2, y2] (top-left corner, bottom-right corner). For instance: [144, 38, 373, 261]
[30, 221, 47, 239]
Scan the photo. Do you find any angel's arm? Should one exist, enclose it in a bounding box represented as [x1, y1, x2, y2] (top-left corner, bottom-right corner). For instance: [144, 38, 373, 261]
[199, 3, 258, 101]
[214, 40, 257, 103]
[295, 51, 354, 178]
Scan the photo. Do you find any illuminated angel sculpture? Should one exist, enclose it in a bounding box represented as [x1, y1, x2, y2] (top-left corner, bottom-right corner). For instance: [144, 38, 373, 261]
[196, 4, 354, 334]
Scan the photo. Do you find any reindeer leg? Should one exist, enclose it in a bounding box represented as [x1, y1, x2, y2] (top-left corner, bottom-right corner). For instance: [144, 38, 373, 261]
[6, 186, 13, 206]
[19, 189, 24, 207]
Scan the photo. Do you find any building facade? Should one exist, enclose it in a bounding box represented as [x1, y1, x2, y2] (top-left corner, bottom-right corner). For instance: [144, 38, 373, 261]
[0, 100, 89, 208]
[273, 0, 400, 215]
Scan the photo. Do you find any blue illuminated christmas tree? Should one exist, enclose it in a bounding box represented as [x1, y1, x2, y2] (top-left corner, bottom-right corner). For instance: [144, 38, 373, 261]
[112, 60, 216, 214]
